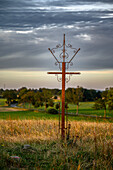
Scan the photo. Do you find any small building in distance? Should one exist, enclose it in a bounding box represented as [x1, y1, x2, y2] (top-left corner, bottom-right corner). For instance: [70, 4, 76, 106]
[51, 95, 61, 101]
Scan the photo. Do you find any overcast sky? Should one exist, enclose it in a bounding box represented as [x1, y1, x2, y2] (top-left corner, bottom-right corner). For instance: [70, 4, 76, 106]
[0, 0, 113, 90]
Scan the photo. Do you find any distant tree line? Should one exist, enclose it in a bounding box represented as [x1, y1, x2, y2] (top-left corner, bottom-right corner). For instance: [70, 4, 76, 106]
[0, 86, 113, 114]
[0, 86, 101, 102]
[0, 87, 59, 111]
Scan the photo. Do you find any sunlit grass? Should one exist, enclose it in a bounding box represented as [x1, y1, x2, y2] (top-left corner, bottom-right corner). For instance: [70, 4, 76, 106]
[0, 98, 7, 106]
[0, 119, 113, 169]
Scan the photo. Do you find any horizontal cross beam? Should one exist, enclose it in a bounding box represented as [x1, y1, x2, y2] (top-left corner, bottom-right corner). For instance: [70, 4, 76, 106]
[47, 72, 80, 75]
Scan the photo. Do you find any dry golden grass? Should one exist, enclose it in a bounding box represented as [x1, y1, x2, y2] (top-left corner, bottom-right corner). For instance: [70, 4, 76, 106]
[0, 119, 113, 145]
[0, 119, 113, 169]
[0, 119, 59, 143]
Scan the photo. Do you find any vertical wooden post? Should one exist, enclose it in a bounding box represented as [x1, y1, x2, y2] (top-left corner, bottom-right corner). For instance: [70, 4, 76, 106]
[62, 62, 65, 140]
[61, 34, 66, 140]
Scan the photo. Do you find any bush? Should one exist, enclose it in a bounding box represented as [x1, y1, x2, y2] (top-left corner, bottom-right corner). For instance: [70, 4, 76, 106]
[47, 108, 58, 114]
[46, 103, 49, 108]
[55, 103, 60, 110]
[65, 103, 69, 109]
[48, 99, 54, 107]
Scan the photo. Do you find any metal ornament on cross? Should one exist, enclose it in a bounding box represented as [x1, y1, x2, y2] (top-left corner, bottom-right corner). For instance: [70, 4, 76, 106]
[47, 34, 81, 140]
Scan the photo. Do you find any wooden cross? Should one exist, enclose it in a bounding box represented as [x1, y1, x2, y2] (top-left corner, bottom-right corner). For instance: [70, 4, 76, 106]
[47, 34, 80, 140]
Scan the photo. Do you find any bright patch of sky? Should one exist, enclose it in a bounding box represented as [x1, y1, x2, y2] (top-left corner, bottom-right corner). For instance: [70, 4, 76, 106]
[34, 3, 113, 12]
[75, 34, 92, 41]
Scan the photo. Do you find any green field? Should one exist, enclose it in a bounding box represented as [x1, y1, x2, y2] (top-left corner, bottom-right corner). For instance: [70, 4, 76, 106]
[0, 98, 7, 106]
[0, 110, 113, 123]
[68, 102, 112, 117]
[0, 98, 113, 122]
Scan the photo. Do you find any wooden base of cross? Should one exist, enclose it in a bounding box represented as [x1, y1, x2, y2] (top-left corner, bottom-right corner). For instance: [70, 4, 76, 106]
[47, 34, 80, 140]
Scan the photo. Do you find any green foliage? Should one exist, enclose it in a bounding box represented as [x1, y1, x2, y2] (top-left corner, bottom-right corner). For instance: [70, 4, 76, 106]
[0, 88, 4, 95]
[48, 99, 54, 107]
[42, 89, 52, 102]
[41, 89, 52, 111]
[93, 102, 101, 110]
[66, 86, 84, 114]
[101, 88, 108, 101]
[20, 91, 34, 106]
[93, 87, 113, 112]
[34, 101, 43, 108]
[66, 86, 83, 104]
[55, 103, 60, 110]
[107, 87, 113, 111]
[93, 98, 106, 110]
[66, 87, 101, 103]
[45, 103, 49, 109]
[18, 87, 28, 98]
[3, 90, 17, 106]
[65, 103, 69, 109]
[47, 108, 58, 114]
[33, 91, 43, 108]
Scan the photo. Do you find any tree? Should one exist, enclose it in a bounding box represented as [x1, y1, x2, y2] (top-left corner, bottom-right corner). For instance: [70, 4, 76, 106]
[93, 88, 108, 117]
[3, 90, 17, 106]
[82, 88, 101, 102]
[18, 87, 28, 98]
[101, 88, 108, 116]
[33, 91, 43, 108]
[55, 103, 60, 110]
[107, 87, 113, 111]
[20, 91, 34, 108]
[73, 86, 83, 115]
[93, 98, 106, 110]
[66, 87, 83, 114]
[48, 99, 54, 107]
[42, 89, 52, 111]
[0, 89, 4, 96]
[66, 88, 73, 103]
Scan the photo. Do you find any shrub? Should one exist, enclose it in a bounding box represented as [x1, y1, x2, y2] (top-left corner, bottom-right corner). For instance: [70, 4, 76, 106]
[55, 103, 60, 110]
[47, 108, 58, 114]
[65, 103, 69, 109]
[46, 103, 49, 108]
[48, 99, 54, 107]
[34, 101, 43, 108]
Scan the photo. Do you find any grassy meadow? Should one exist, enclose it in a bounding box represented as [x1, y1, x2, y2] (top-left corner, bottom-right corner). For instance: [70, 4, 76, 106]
[0, 98, 113, 121]
[0, 98, 113, 169]
[0, 98, 7, 106]
[0, 119, 113, 169]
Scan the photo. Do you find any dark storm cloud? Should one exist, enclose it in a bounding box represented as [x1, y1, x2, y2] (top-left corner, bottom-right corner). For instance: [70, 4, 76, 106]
[0, 0, 113, 71]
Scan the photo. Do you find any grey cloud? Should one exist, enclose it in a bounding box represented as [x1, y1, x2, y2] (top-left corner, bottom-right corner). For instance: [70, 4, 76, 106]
[0, 0, 113, 71]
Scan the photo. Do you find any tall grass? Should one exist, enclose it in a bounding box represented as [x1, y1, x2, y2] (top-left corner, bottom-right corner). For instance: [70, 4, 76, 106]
[0, 119, 113, 169]
[0, 119, 59, 143]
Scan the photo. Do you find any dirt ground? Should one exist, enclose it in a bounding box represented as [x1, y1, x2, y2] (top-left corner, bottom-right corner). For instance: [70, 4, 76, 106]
[0, 107, 26, 112]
